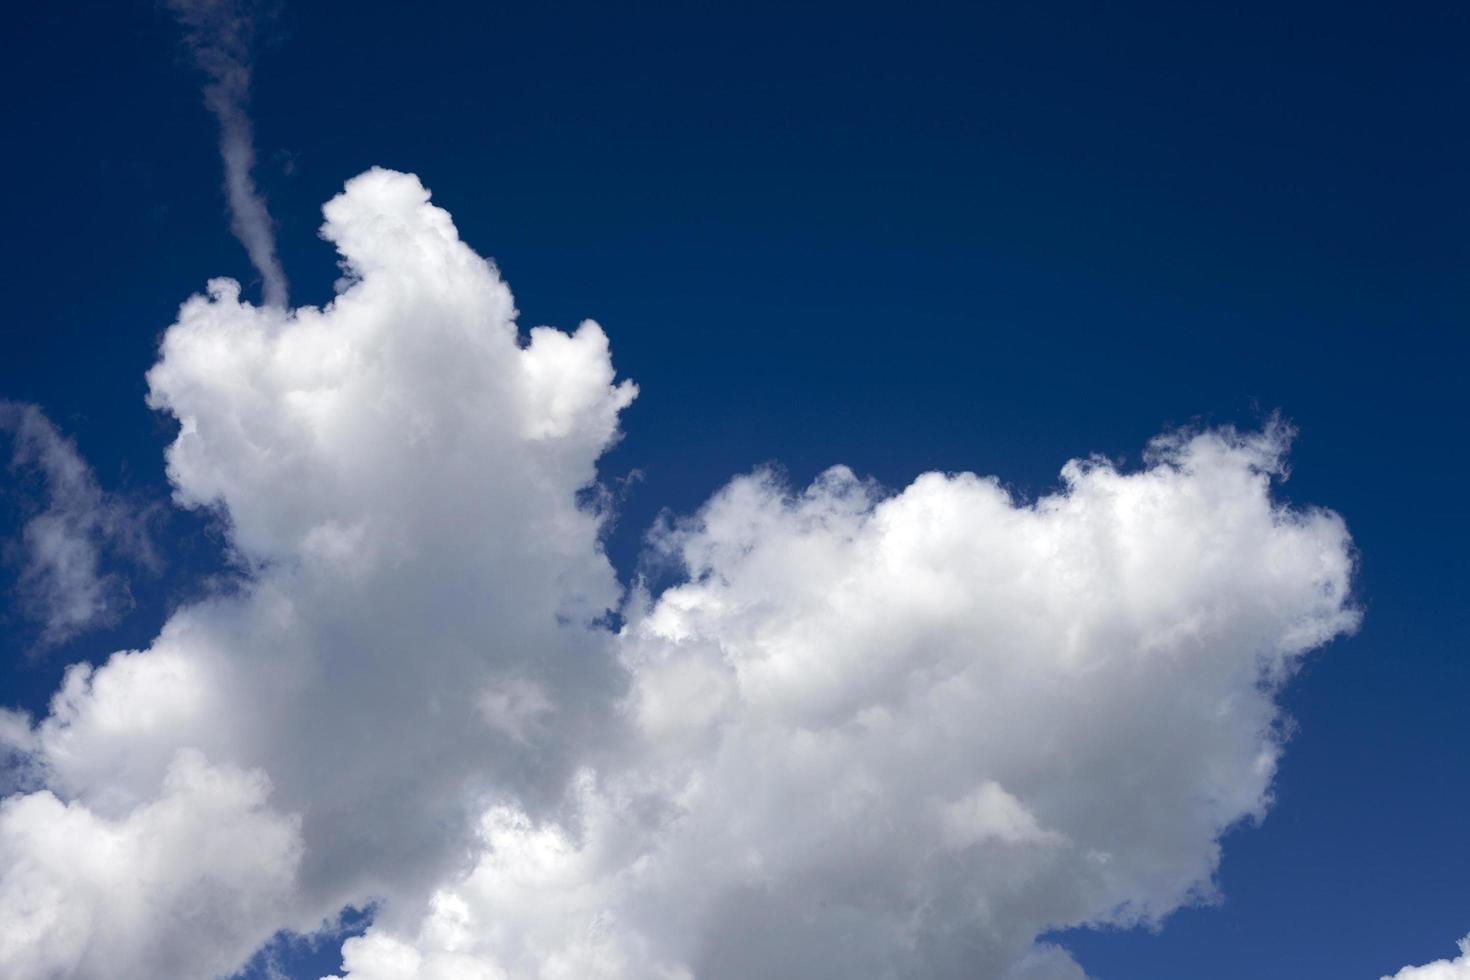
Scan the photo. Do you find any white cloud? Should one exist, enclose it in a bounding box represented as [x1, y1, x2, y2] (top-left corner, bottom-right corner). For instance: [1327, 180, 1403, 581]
[331, 425, 1358, 979]
[2, 168, 636, 977]
[0, 402, 155, 647]
[1385, 938, 1470, 980]
[0, 169, 1359, 979]
[0, 749, 300, 979]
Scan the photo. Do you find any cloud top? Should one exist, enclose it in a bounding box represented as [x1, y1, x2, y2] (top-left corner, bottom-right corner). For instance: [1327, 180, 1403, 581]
[1385, 938, 1470, 980]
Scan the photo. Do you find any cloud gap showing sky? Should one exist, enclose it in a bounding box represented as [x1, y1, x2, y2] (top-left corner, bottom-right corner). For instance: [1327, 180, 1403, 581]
[0, 168, 1387, 979]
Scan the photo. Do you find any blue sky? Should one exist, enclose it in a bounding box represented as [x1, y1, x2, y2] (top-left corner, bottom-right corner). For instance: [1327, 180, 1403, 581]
[1, 2, 1467, 978]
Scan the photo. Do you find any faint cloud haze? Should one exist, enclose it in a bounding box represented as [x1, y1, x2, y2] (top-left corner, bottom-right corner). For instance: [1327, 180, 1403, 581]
[166, 0, 288, 308]
[0, 402, 156, 648]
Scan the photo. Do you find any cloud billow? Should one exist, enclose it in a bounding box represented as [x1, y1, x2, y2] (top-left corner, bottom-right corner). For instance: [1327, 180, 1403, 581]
[0, 169, 1361, 980]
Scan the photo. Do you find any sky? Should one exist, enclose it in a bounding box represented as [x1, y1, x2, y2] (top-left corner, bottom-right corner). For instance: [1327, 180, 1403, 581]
[0, 1, 1467, 978]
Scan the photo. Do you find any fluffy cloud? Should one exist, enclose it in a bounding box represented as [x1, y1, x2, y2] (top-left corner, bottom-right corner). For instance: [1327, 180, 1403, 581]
[0, 169, 1359, 979]
[0, 402, 155, 647]
[1385, 938, 1470, 980]
[331, 424, 1357, 980]
[3, 167, 636, 976]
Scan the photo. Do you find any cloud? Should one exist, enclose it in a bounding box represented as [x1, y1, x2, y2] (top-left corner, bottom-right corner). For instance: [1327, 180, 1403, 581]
[330, 423, 1357, 980]
[1384, 938, 1470, 980]
[0, 169, 1358, 980]
[0, 749, 300, 979]
[2, 168, 636, 978]
[0, 403, 155, 648]
[166, 0, 288, 308]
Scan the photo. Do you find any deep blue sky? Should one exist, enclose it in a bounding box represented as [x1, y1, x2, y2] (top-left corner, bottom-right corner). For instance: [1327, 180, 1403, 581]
[2, 1, 1467, 977]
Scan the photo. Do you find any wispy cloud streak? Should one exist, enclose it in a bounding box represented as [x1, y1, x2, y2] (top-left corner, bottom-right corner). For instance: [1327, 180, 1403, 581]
[0, 402, 157, 648]
[167, 0, 288, 308]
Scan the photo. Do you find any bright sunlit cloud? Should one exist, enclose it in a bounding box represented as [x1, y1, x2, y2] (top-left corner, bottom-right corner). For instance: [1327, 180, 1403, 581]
[0, 170, 1361, 980]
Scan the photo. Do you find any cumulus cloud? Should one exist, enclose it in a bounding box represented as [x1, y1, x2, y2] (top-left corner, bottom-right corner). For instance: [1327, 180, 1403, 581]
[167, 0, 288, 307]
[2, 168, 635, 978]
[331, 424, 1358, 980]
[1385, 938, 1470, 980]
[0, 402, 155, 647]
[0, 169, 1359, 980]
